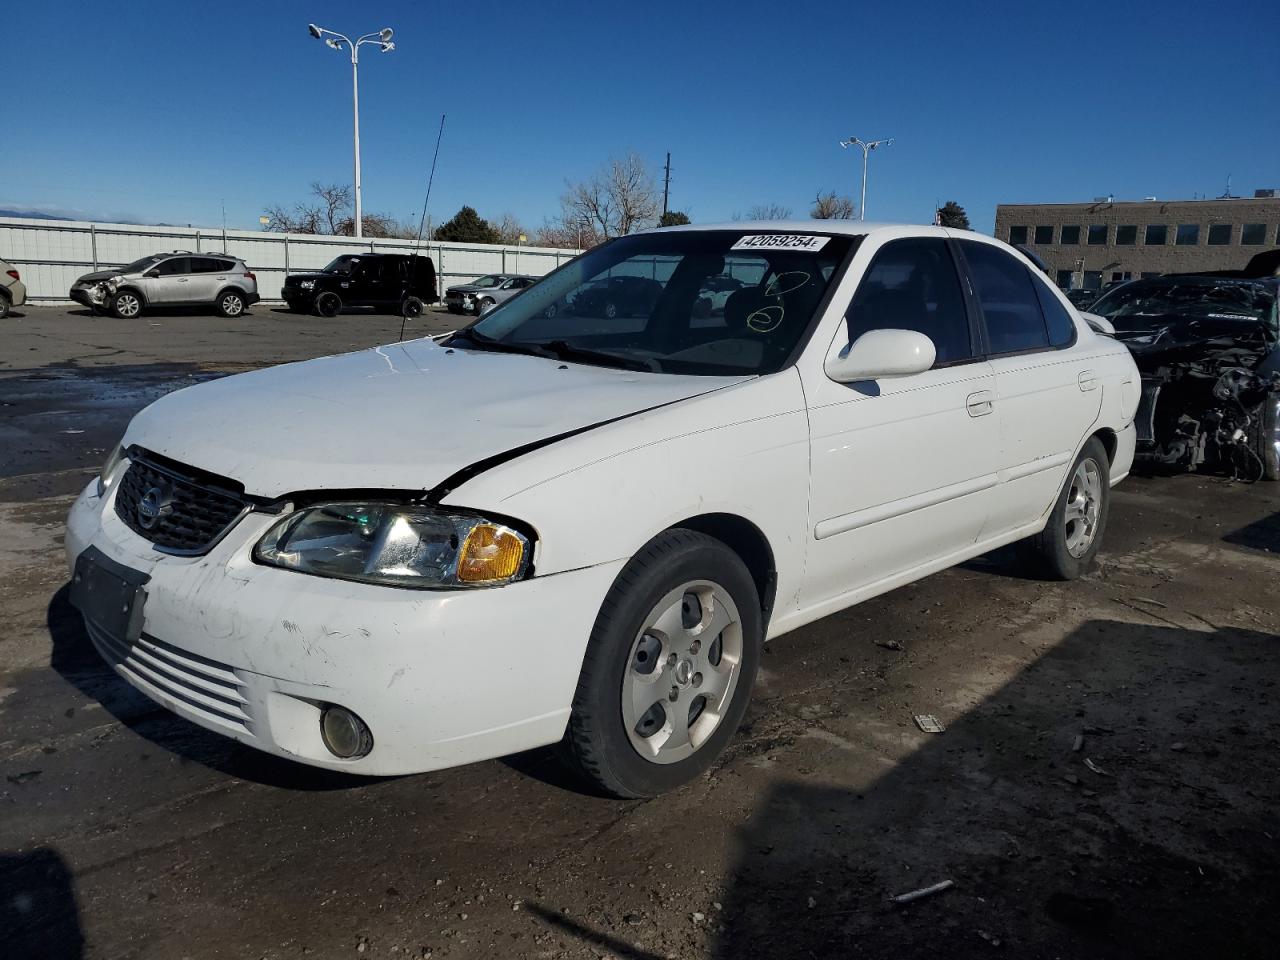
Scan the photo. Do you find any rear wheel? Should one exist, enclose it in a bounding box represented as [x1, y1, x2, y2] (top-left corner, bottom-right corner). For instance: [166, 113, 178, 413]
[0, 295, 9, 319]
[1019, 437, 1110, 579]
[314, 291, 342, 318]
[401, 296, 425, 319]
[216, 289, 246, 318]
[109, 290, 143, 319]
[562, 530, 761, 798]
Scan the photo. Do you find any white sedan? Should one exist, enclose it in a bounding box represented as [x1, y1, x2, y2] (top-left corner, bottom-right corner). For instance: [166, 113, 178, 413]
[66, 222, 1139, 797]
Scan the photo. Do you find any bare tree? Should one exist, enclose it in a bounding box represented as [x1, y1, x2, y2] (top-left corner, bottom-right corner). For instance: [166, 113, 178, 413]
[492, 212, 528, 244]
[733, 203, 793, 221]
[263, 182, 352, 234]
[810, 191, 856, 219]
[533, 218, 604, 250]
[558, 152, 659, 240]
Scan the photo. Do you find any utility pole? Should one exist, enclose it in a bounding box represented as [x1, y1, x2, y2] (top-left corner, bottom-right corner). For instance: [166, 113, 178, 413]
[662, 152, 671, 217]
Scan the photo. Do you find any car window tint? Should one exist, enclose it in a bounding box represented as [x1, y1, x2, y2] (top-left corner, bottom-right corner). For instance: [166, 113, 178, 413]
[189, 257, 228, 273]
[959, 241, 1050, 354]
[1029, 273, 1077, 346]
[846, 238, 972, 365]
[156, 257, 190, 276]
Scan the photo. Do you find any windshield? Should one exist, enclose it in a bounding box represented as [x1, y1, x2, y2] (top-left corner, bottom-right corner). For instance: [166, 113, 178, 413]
[455, 230, 856, 375]
[322, 255, 360, 275]
[121, 255, 165, 274]
[1092, 278, 1277, 332]
[469, 275, 504, 288]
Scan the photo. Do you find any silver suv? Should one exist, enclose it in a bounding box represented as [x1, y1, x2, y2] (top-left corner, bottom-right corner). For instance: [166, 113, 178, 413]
[70, 252, 260, 319]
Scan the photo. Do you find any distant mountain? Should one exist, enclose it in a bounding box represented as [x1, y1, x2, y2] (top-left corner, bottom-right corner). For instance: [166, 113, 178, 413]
[0, 208, 75, 221]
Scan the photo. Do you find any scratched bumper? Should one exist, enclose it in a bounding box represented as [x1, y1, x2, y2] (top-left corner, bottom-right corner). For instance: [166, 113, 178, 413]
[65, 479, 623, 775]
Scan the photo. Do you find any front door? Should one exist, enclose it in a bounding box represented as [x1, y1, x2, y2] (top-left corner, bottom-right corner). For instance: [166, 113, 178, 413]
[953, 239, 1104, 535]
[802, 236, 1001, 610]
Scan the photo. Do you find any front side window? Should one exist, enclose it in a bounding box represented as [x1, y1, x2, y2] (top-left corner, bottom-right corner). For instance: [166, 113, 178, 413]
[1207, 224, 1232, 245]
[122, 255, 166, 274]
[471, 275, 505, 288]
[1242, 223, 1266, 245]
[460, 230, 855, 376]
[1034, 225, 1053, 244]
[1116, 225, 1137, 245]
[959, 240, 1050, 354]
[1088, 225, 1108, 245]
[846, 237, 972, 365]
[1008, 225, 1028, 245]
[1060, 225, 1081, 245]
[323, 255, 359, 275]
[1176, 224, 1199, 245]
[1145, 224, 1167, 245]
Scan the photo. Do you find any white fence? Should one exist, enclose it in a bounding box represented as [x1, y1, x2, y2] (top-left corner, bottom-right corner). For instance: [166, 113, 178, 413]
[0, 216, 580, 304]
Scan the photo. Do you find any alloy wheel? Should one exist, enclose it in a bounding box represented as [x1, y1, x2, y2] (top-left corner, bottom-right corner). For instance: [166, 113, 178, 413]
[1064, 458, 1102, 557]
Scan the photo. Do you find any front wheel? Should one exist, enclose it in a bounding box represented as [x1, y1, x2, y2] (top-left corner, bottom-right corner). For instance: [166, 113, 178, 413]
[1019, 437, 1111, 579]
[216, 289, 246, 318]
[561, 530, 761, 798]
[314, 291, 342, 318]
[475, 297, 494, 315]
[109, 290, 143, 319]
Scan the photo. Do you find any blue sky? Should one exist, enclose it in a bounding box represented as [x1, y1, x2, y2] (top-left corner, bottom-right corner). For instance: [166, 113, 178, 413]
[3, 0, 1277, 234]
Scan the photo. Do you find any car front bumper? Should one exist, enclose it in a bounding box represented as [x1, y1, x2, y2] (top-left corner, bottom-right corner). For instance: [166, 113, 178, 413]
[65, 478, 623, 776]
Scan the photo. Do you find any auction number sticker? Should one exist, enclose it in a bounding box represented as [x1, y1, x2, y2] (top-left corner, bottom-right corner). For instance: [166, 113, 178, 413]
[731, 234, 830, 251]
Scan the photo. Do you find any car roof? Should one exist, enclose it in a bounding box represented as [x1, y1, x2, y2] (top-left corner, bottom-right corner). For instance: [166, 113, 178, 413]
[635, 220, 1001, 244]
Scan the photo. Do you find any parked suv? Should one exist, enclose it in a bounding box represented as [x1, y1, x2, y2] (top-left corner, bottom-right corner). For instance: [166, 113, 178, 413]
[0, 257, 27, 318]
[282, 253, 438, 317]
[70, 253, 260, 319]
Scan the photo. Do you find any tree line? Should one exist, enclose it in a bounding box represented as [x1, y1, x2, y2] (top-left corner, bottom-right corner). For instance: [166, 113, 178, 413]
[264, 157, 971, 248]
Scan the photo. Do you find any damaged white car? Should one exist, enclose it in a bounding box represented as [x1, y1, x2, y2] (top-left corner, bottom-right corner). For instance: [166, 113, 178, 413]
[66, 223, 1139, 797]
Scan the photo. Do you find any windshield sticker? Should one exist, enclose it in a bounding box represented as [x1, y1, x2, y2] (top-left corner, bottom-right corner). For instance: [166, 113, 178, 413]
[732, 235, 830, 252]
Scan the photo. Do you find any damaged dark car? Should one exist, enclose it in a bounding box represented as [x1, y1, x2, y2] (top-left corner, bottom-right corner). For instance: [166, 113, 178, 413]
[1091, 270, 1280, 481]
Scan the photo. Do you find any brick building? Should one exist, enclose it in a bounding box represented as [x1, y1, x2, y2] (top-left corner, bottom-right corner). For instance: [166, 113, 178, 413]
[994, 192, 1280, 291]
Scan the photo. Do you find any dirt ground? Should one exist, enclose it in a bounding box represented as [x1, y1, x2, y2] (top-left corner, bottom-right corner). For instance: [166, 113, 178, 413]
[2, 306, 1278, 960]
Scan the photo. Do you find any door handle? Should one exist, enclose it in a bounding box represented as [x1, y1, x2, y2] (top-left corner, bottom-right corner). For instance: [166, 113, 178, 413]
[966, 390, 994, 417]
[1078, 369, 1098, 391]
[177, 278, 190, 283]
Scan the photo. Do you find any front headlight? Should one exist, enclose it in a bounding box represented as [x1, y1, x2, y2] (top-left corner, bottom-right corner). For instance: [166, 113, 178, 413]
[96, 443, 125, 497]
[254, 502, 531, 589]
[299, 279, 315, 289]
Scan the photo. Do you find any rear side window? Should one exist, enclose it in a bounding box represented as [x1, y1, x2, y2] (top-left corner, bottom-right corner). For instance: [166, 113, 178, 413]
[190, 257, 234, 273]
[847, 237, 973, 365]
[156, 257, 190, 276]
[1029, 274, 1077, 347]
[959, 241, 1050, 354]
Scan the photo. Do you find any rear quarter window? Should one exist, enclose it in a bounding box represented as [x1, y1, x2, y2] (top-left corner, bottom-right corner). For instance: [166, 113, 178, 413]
[1030, 274, 1078, 347]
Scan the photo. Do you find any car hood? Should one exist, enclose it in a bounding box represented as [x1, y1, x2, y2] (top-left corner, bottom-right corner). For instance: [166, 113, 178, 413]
[447, 284, 497, 294]
[76, 269, 127, 284]
[122, 337, 750, 499]
[283, 272, 332, 283]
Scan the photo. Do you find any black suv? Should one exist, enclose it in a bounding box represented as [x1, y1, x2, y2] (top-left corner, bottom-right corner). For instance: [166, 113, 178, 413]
[282, 253, 437, 316]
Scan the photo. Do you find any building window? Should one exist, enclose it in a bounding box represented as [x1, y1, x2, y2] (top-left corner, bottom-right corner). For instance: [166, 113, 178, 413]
[1034, 225, 1053, 245]
[1083, 270, 1102, 290]
[1110, 271, 1132, 282]
[1008, 226, 1028, 245]
[1144, 224, 1168, 245]
[1060, 225, 1080, 245]
[1207, 224, 1232, 245]
[1116, 225, 1137, 246]
[1176, 224, 1199, 245]
[1140, 271, 1161, 279]
[1087, 225, 1108, 245]
[1055, 269, 1073, 288]
[1241, 223, 1266, 245]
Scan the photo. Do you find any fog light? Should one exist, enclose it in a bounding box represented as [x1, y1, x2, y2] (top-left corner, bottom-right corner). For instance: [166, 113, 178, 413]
[320, 705, 373, 759]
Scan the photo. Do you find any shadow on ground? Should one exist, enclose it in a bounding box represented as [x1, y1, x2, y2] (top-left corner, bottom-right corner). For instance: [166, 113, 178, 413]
[1224, 510, 1280, 553]
[701, 619, 1280, 959]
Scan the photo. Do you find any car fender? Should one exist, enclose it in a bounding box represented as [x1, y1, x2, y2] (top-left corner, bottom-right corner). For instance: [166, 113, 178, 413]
[440, 370, 810, 617]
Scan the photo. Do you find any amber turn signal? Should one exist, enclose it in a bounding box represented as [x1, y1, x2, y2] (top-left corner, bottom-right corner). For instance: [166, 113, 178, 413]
[457, 523, 526, 583]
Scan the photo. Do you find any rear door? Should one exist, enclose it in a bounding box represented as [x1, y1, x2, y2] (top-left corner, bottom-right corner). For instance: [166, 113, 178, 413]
[802, 236, 1000, 608]
[954, 238, 1102, 535]
[148, 256, 191, 304]
[187, 257, 228, 302]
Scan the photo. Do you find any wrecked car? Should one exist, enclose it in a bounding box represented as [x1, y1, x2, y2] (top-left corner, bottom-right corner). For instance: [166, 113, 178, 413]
[65, 223, 1138, 798]
[1091, 274, 1280, 481]
[69, 253, 260, 319]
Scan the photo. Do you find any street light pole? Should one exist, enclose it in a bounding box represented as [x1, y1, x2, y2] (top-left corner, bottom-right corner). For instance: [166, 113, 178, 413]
[308, 23, 396, 239]
[838, 136, 894, 221]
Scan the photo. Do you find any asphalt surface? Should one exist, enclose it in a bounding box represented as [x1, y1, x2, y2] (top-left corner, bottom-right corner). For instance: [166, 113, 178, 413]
[2, 306, 1279, 959]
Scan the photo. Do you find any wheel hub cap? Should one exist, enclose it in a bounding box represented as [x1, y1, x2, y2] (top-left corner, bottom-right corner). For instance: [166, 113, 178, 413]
[674, 660, 693, 685]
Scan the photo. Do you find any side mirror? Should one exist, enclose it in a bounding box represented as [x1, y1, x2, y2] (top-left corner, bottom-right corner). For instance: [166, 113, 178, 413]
[1080, 312, 1115, 336]
[145, 269, 160, 278]
[825, 329, 936, 383]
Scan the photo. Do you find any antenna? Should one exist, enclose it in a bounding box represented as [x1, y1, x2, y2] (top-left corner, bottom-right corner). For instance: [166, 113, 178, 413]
[400, 113, 446, 342]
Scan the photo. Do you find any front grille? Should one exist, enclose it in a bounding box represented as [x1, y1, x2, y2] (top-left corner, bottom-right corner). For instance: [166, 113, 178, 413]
[114, 452, 250, 555]
[87, 621, 251, 731]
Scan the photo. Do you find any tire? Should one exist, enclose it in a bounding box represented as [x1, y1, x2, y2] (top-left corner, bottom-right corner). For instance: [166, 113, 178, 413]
[603, 300, 619, 320]
[0, 295, 9, 319]
[542, 303, 558, 320]
[109, 290, 143, 319]
[314, 291, 342, 318]
[401, 296, 425, 319]
[1252, 398, 1279, 481]
[1018, 437, 1111, 580]
[475, 297, 494, 315]
[216, 289, 246, 318]
[284, 299, 303, 313]
[562, 529, 762, 798]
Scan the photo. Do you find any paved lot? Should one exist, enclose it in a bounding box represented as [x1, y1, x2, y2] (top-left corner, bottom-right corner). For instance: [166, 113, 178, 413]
[2, 306, 1279, 959]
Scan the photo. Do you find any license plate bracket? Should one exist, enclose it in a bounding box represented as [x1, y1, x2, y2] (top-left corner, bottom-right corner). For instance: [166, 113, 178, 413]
[69, 546, 150, 644]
